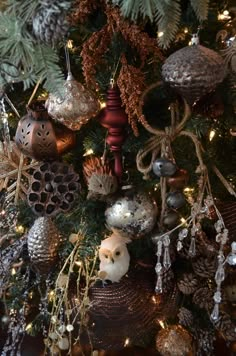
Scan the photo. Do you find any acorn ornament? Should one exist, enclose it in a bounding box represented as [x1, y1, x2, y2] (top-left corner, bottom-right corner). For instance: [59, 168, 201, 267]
[162, 35, 226, 105]
[153, 158, 177, 177]
[15, 100, 76, 160]
[105, 186, 158, 239]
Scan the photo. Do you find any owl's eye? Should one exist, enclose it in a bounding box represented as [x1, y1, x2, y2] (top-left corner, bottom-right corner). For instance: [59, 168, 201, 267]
[115, 251, 120, 256]
[105, 255, 108, 258]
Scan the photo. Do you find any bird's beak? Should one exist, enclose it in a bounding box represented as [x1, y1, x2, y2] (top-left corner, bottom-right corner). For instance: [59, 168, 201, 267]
[111, 258, 114, 264]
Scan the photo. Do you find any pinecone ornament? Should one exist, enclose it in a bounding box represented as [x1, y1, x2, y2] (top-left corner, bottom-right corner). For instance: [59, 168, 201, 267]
[177, 273, 199, 295]
[192, 257, 217, 278]
[193, 287, 214, 311]
[32, 0, 71, 46]
[27, 217, 61, 275]
[214, 312, 236, 342]
[196, 329, 216, 356]
[178, 307, 194, 328]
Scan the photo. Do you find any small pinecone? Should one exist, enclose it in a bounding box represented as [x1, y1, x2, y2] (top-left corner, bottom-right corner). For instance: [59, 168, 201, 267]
[193, 287, 214, 311]
[161, 268, 175, 293]
[177, 273, 198, 295]
[178, 307, 194, 328]
[196, 329, 216, 356]
[192, 257, 217, 278]
[83, 156, 113, 182]
[214, 312, 236, 342]
[27, 217, 61, 275]
[32, 0, 71, 46]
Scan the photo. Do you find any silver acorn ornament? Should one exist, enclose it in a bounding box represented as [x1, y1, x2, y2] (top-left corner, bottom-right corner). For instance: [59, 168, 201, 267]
[105, 186, 158, 239]
[166, 191, 186, 210]
[27, 217, 61, 274]
[153, 158, 177, 177]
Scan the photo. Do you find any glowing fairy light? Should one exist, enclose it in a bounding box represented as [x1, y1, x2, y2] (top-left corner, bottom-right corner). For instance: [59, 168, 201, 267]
[209, 130, 216, 141]
[158, 31, 164, 38]
[83, 148, 94, 156]
[124, 338, 130, 347]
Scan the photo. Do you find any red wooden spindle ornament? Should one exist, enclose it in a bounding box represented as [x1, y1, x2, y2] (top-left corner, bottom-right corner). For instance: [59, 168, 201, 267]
[98, 84, 128, 180]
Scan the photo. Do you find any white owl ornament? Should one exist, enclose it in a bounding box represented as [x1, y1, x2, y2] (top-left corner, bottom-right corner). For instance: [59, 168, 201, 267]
[98, 233, 131, 283]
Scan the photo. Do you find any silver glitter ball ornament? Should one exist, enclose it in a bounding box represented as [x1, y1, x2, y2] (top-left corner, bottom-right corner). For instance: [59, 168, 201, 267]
[153, 158, 177, 177]
[27, 217, 61, 274]
[166, 191, 186, 210]
[105, 189, 158, 239]
[162, 44, 226, 105]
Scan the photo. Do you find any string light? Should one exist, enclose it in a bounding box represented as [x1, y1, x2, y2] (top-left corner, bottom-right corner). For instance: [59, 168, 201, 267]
[209, 130, 216, 141]
[180, 217, 187, 224]
[75, 260, 82, 267]
[158, 31, 164, 38]
[184, 187, 194, 193]
[158, 320, 165, 329]
[100, 101, 106, 108]
[11, 268, 16, 275]
[67, 39, 74, 49]
[83, 148, 94, 156]
[184, 27, 188, 33]
[25, 323, 32, 331]
[124, 338, 130, 347]
[15, 225, 24, 233]
[218, 11, 231, 21]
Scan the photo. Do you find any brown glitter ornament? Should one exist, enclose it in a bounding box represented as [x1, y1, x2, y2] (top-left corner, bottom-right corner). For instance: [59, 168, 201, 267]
[156, 325, 194, 356]
[15, 101, 76, 160]
[27, 217, 61, 274]
[162, 44, 226, 105]
[45, 73, 99, 131]
[85, 264, 178, 350]
[27, 161, 80, 216]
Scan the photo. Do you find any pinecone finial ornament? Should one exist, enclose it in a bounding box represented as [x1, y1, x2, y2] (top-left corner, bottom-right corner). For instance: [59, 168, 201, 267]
[32, 0, 72, 46]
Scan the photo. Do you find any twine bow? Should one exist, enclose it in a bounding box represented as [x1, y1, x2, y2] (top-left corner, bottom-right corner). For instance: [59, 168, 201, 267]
[136, 81, 236, 198]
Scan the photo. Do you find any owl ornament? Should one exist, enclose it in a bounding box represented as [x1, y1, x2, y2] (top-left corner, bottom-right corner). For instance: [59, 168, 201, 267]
[98, 233, 131, 283]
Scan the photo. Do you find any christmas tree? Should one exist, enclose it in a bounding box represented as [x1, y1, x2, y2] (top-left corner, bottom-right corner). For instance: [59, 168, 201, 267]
[0, 0, 236, 355]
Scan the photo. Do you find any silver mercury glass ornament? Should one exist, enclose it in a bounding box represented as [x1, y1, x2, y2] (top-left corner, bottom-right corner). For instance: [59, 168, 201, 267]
[105, 186, 158, 239]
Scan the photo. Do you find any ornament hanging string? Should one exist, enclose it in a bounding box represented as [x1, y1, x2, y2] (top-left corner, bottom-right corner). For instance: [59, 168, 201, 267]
[136, 81, 236, 197]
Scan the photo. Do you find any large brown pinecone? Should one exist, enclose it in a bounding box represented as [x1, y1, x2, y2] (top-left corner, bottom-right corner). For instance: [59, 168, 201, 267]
[192, 257, 217, 278]
[178, 307, 194, 328]
[32, 0, 71, 46]
[215, 312, 236, 342]
[193, 287, 214, 311]
[177, 273, 199, 295]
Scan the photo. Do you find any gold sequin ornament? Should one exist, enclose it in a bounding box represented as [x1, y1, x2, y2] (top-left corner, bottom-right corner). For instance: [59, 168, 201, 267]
[45, 73, 100, 131]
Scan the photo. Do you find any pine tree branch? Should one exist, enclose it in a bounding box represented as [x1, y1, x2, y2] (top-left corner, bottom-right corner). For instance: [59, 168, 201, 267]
[190, 0, 209, 21]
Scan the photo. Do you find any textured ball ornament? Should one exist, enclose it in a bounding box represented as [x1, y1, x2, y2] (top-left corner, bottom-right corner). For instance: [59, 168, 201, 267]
[166, 191, 186, 209]
[27, 161, 80, 216]
[105, 188, 158, 239]
[162, 44, 226, 105]
[15, 101, 76, 160]
[153, 158, 177, 177]
[46, 73, 100, 131]
[27, 217, 61, 274]
[156, 325, 194, 356]
[167, 169, 189, 190]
